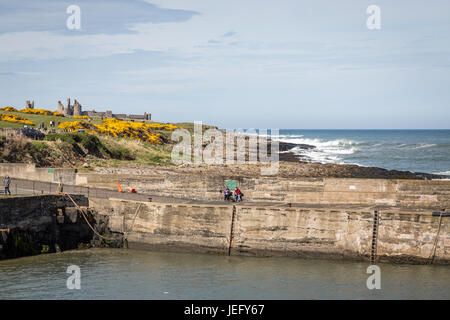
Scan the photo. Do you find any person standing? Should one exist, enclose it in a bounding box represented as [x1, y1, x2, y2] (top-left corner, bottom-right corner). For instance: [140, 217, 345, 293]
[4, 176, 11, 195]
[224, 186, 231, 200]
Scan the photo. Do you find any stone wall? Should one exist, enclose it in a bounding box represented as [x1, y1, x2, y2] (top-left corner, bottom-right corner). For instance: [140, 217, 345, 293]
[89, 198, 232, 255]
[0, 163, 77, 185]
[89, 198, 450, 264]
[0, 195, 118, 260]
[232, 206, 449, 264]
[3, 163, 448, 209]
[79, 172, 450, 209]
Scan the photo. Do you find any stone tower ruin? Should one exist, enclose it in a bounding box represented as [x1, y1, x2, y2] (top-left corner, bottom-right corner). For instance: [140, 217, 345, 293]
[25, 100, 34, 109]
[57, 98, 82, 116]
[73, 99, 82, 116]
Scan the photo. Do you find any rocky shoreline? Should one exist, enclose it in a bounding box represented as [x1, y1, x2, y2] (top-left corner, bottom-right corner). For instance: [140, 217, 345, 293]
[278, 141, 315, 162]
[277, 141, 446, 180]
[89, 139, 447, 181]
[93, 158, 447, 181]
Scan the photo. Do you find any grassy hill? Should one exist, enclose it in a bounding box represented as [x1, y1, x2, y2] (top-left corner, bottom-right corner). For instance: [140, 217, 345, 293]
[0, 108, 217, 169]
[0, 131, 175, 168]
[0, 109, 103, 128]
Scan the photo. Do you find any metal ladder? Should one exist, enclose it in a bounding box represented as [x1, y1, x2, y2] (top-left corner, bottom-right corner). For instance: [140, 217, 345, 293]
[228, 205, 236, 256]
[370, 210, 380, 263]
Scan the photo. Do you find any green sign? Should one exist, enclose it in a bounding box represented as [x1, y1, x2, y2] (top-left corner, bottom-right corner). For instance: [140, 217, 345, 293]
[225, 180, 238, 190]
[48, 169, 54, 173]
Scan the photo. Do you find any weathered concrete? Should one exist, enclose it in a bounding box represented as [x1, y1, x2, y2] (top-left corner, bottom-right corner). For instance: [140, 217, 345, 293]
[89, 198, 232, 255]
[89, 198, 450, 264]
[0, 163, 77, 185]
[81, 173, 450, 209]
[2, 163, 448, 264]
[2, 163, 449, 209]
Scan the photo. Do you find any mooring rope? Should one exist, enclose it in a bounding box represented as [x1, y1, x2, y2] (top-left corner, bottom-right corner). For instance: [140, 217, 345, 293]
[428, 210, 444, 264]
[123, 203, 143, 239]
[57, 192, 119, 242]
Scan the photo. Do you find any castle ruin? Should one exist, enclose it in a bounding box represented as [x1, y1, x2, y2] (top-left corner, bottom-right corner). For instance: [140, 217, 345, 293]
[57, 98, 151, 121]
[57, 98, 82, 116]
[25, 100, 34, 109]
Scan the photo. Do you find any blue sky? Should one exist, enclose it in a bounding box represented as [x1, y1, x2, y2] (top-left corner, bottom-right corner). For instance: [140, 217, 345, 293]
[0, 0, 449, 129]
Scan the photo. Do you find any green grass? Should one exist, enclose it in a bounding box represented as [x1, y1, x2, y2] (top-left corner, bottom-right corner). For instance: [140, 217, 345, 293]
[45, 132, 134, 160]
[30, 141, 50, 151]
[173, 122, 218, 134]
[0, 110, 218, 167]
[0, 110, 103, 128]
[0, 120, 23, 128]
[43, 132, 173, 167]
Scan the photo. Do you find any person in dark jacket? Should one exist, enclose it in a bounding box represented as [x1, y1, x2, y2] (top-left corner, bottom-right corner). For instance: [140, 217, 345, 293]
[4, 176, 11, 195]
[224, 186, 231, 200]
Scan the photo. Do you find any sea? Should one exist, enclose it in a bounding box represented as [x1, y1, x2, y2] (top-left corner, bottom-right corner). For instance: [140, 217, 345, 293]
[0, 249, 449, 300]
[276, 129, 450, 175]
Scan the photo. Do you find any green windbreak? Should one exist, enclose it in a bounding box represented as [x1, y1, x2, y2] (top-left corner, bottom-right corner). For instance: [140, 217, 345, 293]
[225, 180, 238, 190]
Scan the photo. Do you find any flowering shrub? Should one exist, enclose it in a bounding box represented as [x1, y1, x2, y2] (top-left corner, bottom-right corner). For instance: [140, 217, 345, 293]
[74, 115, 91, 120]
[0, 106, 18, 112]
[58, 121, 90, 131]
[19, 108, 64, 117]
[0, 114, 34, 125]
[58, 118, 177, 144]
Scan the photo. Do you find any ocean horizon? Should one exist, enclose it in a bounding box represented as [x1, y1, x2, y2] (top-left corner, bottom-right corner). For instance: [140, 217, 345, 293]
[247, 129, 450, 175]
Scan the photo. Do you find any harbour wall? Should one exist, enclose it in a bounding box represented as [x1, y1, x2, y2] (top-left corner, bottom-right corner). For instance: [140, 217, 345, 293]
[1, 194, 448, 264]
[81, 173, 450, 209]
[1, 163, 449, 209]
[0, 163, 77, 185]
[0, 195, 119, 260]
[89, 198, 450, 264]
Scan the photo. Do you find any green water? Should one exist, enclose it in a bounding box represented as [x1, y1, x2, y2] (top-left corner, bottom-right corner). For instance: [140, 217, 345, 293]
[0, 248, 449, 300]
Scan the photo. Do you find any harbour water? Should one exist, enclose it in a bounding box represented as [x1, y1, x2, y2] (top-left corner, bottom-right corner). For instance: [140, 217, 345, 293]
[1, 248, 449, 300]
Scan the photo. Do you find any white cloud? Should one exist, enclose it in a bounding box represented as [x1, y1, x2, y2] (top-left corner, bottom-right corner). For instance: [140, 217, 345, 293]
[1, 0, 449, 129]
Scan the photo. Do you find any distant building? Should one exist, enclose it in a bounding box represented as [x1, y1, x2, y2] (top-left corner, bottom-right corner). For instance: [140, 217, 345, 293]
[25, 100, 34, 109]
[56, 98, 151, 121]
[57, 98, 82, 116]
[84, 110, 113, 118]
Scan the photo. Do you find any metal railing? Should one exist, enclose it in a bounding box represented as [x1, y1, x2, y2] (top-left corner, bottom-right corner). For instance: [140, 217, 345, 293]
[5, 178, 154, 202]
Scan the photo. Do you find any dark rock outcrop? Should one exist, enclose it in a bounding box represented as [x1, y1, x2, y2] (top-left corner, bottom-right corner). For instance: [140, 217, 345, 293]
[0, 195, 122, 260]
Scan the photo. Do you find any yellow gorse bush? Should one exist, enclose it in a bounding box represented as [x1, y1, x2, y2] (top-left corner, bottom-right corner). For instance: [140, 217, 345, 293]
[19, 108, 64, 117]
[0, 114, 34, 125]
[1, 106, 63, 117]
[74, 115, 91, 120]
[57, 121, 90, 132]
[0, 106, 18, 112]
[58, 118, 178, 144]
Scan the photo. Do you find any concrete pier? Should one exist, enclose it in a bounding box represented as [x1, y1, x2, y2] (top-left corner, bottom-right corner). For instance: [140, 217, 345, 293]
[89, 198, 450, 264]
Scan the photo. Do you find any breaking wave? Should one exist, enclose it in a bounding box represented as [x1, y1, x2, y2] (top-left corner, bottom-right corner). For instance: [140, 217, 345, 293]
[278, 137, 360, 164]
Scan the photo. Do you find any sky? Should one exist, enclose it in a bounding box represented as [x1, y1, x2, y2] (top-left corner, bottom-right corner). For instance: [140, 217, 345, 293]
[0, 0, 449, 129]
